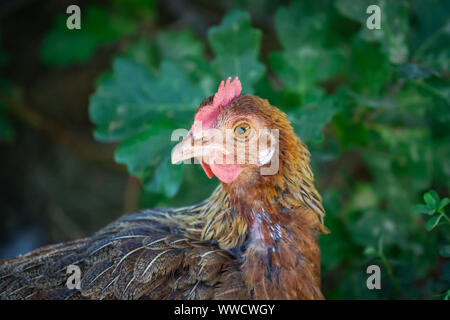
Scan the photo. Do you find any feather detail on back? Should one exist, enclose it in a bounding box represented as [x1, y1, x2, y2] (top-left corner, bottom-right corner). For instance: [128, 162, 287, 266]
[0, 186, 248, 300]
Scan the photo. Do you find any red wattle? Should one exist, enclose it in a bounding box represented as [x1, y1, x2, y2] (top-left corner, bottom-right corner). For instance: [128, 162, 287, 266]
[201, 161, 214, 179]
[210, 162, 243, 184]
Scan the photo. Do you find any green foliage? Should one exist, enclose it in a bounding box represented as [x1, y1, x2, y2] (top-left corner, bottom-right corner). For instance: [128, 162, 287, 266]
[208, 10, 265, 93]
[89, 58, 202, 197]
[288, 97, 341, 143]
[41, 2, 155, 66]
[37, 0, 450, 299]
[413, 190, 450, 300]
[336, 0, 410, 64]
[271, 2, 345, 104]
[413, 190, 450, 231]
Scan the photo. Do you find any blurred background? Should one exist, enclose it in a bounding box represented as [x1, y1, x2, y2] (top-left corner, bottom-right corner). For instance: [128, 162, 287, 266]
[0, 0, 449, 299]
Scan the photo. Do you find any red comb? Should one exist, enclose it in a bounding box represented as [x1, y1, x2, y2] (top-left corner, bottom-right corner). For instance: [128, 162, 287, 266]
[192, 77, 242, 133]
[212, 76, 242, 109]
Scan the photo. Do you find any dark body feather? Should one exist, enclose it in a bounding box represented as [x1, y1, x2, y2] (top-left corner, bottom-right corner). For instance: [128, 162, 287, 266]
[0, 187, 249, 300]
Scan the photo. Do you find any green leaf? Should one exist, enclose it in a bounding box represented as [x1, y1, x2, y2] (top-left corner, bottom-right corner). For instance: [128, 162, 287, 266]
[349, 39, 394, 96]
[335, 0, 375, 22]
[424, 190, 440, 209]
[287, 98, 340, 143]
[210, 52, 265, 95]
[156, 29, 205, 63]
[119, 39, 158, 70]
[208, 10, 261, 57]
[114, 127, 172, 177]
[271, 4, 345, 103]
[438, 197, 449, 211]
[145, 157, 184, 198]
[153, 30, 219, 95]
[274, 4, 329, 50]
[424, 214, 441, 231]
[90, 58, 202, 142]
[208, 10, 265, 93]
[412, 204, 435, 215]
[270, 47, 344, 103]
[41, 5, 137, 66]
[89, 57, 204, 196]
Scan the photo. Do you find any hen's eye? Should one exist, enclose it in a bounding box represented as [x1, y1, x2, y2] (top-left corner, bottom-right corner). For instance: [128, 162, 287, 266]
[234, 122, 251, 138]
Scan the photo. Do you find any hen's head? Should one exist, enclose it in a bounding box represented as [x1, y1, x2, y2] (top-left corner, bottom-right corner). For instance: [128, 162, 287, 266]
[171, 77, 306, 186]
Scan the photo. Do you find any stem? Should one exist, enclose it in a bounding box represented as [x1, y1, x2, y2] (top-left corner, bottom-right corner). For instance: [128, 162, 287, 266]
[413, 24, 447, 61]
[413, 80, 450, 104]
[441, 212, 450, 224]
[377, 237, 402, 297]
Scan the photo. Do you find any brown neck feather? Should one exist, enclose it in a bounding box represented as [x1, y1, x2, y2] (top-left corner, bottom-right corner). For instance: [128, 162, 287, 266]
[222, 130, 327, 241]
[220, 131, 327, 299]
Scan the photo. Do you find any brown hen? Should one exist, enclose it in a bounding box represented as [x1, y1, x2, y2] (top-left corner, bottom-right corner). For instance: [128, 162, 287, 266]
[0, 77, 327, 300]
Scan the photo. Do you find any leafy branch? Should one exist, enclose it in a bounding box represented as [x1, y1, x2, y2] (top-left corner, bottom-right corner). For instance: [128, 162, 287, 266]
[413, 190, 450, 231]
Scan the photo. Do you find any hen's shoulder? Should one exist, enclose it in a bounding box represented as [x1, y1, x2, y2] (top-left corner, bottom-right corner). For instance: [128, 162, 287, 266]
[0, 207, 247, 300]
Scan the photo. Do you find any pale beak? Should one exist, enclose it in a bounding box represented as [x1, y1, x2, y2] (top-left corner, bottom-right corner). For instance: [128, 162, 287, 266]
[172, 130, 244, 183]
[171, 132, 200, 164]
[171, 131, 230, 165]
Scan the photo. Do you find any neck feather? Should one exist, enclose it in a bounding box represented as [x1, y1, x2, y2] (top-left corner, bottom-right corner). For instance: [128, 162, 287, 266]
[199, 137, 327, 299]
[223, 136, 327, 244]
